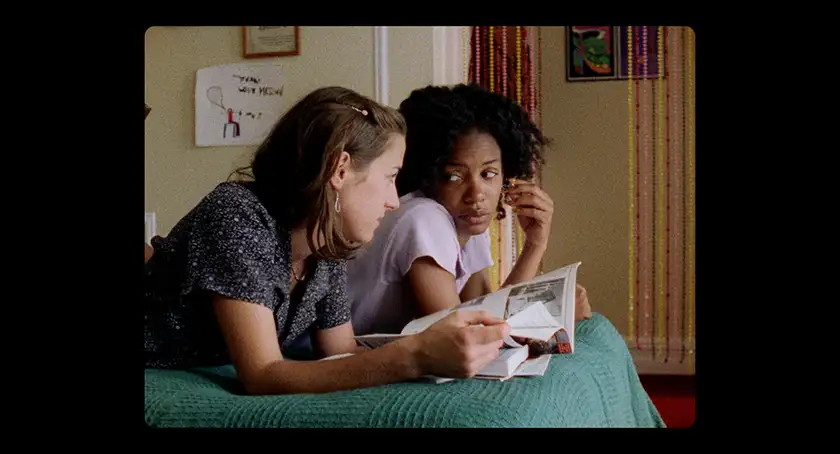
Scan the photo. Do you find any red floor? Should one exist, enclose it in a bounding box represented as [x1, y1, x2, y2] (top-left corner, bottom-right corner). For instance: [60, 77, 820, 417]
[639, 375, 695, 428]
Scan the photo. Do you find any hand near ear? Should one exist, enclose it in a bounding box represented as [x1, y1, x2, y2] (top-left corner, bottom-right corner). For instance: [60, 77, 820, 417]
[505, 178, 554, 251]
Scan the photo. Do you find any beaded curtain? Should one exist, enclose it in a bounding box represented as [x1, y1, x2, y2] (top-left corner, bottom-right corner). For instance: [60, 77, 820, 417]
[465, 26, 542, 291]
[625, 26, 695, 370]
[465, 26, 696, 370]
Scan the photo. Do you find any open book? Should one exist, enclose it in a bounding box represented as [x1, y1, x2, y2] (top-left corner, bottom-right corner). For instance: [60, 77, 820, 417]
[354, 262, 582, 382]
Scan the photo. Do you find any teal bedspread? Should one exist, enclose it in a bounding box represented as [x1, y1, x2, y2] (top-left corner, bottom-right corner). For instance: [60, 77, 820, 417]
[144, 313, 665, 428]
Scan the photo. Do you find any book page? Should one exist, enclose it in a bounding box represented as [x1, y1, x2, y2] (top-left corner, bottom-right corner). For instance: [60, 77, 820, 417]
[506, 301, 562, 341]
[400, 287, 511, 335]
[459, 288, 510, 318]
[513, 354, 552, 376]
[475, 346, 529, 378]
[506, 270, 569, 322]
[399, 308, 456, 335]
[536, 262, 580, 351]
[503, 335, 524, 348]
[560, 262, 580, 350]
[537, 278, 566, 321]
[504, 294, 537, 319]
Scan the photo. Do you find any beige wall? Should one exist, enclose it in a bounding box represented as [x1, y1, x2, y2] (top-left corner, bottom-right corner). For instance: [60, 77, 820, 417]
[388, 27, 435, 109]
[538, 26, 633, 336]
[145, 26, 434, 235]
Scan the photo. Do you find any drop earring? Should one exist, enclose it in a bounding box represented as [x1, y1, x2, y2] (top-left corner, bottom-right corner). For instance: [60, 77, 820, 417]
[335, 193, 341, 213]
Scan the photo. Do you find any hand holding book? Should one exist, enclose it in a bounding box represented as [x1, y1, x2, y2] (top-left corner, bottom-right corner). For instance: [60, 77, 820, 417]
[408, 310, 511, 379]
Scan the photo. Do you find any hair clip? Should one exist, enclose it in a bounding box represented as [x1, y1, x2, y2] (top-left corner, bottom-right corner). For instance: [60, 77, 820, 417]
[349, 105, 368, 116]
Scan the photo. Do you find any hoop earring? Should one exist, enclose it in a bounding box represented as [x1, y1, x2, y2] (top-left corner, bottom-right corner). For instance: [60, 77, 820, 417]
[335, 193, 341, 213]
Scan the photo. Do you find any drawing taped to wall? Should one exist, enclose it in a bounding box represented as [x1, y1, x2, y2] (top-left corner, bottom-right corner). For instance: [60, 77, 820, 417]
[195, 63, 286, 147]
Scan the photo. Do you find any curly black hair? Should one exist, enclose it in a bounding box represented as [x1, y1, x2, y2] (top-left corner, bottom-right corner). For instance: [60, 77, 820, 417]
[396, 83, 549, 220]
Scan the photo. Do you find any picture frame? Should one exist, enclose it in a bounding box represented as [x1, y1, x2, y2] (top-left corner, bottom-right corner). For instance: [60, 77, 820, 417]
[566, 26, 618, 82]
[615, 26, 663, 80]
[243, 26, 300, 58]
[145, 212, 156, 245]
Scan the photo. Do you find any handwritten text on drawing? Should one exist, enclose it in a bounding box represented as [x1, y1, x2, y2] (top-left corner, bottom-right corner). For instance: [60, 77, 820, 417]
[233, 74, 261, 84]
[234, 110, 262, 119]
[233, 74, 283, 97]
[237, 86, 283, 96]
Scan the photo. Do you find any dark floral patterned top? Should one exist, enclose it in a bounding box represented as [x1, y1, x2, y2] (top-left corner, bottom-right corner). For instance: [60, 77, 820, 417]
[143, 182, 351, 369]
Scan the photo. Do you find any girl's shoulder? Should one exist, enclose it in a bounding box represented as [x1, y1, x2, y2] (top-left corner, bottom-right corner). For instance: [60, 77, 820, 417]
[196, 182, 277, 230]
[204, 181, 263, 209]
[381, 192, 460, 254]
[393, 191, 455, 227]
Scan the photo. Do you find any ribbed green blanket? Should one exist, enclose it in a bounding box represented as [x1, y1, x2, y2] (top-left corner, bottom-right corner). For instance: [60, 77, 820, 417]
[145, 313, 665, 428]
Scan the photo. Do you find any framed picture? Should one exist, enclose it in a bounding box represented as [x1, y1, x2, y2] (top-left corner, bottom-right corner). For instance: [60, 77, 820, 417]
[566, 26, 617, 81]
[243, 26, 299, 58]
[616, 26, 663, 79]
[145, 212, 156, 245]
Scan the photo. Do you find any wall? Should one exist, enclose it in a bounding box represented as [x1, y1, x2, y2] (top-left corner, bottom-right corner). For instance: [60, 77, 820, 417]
[389, 27, 435, 109]
[145, 26, 434, 235]
[538, 26, 634, 340]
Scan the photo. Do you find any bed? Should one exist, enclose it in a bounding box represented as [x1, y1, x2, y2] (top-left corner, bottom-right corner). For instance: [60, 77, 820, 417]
[144, 312, 665, 428]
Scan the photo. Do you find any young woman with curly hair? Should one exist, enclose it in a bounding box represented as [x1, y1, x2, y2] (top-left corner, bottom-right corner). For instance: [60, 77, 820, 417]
[346, 84, 592, 341]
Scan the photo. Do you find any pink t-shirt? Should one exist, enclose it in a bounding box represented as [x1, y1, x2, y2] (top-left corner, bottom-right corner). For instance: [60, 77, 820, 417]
[347, 191, 494, 335]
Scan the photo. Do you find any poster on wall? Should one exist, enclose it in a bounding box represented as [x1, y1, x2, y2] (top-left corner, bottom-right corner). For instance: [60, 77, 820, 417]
[195, 63, 286, 147]
[565, 26, 618, 81]
[616, 26, 663, 79]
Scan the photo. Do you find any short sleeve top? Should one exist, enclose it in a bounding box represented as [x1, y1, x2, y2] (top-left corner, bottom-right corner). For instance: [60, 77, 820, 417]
[346, 191, 494, 335]
[143, 182, 351, 369]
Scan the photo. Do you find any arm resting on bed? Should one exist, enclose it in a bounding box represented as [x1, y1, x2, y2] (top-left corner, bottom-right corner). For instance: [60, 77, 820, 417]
[213, 295, 424, 395]
[213, 295, 509, 395]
